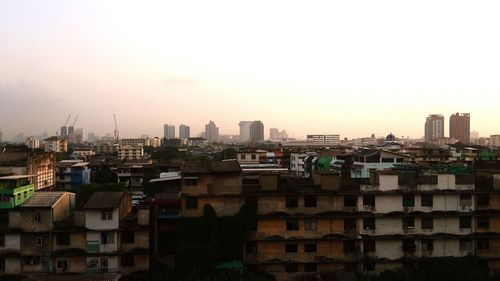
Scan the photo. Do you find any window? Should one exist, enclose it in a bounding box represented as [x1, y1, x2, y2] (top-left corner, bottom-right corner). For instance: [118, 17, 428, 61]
[251, 154, 256, 160]
[0, 234, 4, 247]
[421, 217, 433, 230]
[101, 232, 114, 244]
[101, 210, 113, 221]
[121, 255, 134, 267]
[304, 218, 317, 231]
[459, 216, 471, 229]
[363, 217, 375, 230]
[35, 236, 43, 247]
[101, 258, 109, 270]
[478, 216, 490, 229]
[304, 243, 317, 253]
[344, 218, 357, 231]
[459, 194, 472, 205]
[286, 196, 298, 208]
[343, 240, 356, 253]
[304, 263, 317, 272]
[403, 216, 415, 229]
[402, 194, 414, 207]
[286, 219, 299, 231]
[121, 231, 134, 244]
[402, 240, 416, 253]
[56, 260, 68, 271]
[23, 191, 28, 199]
[343, 195, 357, 207]
[33, 212, 41, 223]
[421, 194, 433, 207]
[477, 194, 490, 206]
[285, 243, 298, 253]
[185, 197, 198, 209]
[245, 242, 257, 255]
[363, 194, 375, 207]
[56, 233, 70, 246]
[304, 195, 317, 208]
[24, 256, 40, 265]
[0, 257, 4, 272]
[363, 240, 375, 252]
[477, 239, 489, 250]
[240, 154, 246, 160]
[459, 238, 472, 251]
[422, 239, 433, 251]
[184, 178, 198, 186]
[285, 263, 298, 273]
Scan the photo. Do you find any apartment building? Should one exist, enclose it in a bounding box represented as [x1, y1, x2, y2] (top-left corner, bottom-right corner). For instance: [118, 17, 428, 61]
[82, 192, 150, 275]
[56, 160, 91, 189]
[0, 149, 56, 191]
[0, 175, 35, 209]
[180, 160, 500, 280]
[117, 145, 144, 160]
[43, 137, 68, 153]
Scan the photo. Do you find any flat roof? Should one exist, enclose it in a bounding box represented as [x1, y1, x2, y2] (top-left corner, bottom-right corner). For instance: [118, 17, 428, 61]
[0, 175, 34, 180]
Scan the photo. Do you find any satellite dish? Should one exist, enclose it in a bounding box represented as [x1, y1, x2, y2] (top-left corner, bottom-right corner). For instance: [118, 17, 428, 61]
[86, 258, 98, 268]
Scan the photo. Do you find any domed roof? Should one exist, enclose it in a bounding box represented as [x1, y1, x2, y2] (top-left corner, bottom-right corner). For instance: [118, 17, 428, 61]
[386, 132, 396, 142]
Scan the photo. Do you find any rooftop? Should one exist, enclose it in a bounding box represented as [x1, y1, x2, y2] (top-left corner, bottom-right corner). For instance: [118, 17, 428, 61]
[84, 191, 126, 209]
[0, 175, 34, 180]
[182, 160, 242, 174]
[20, 191, 68, 208]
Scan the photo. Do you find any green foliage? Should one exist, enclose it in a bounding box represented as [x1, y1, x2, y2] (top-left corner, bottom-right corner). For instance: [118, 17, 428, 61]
[74, 183, 127, 207]
[175, 203, 258, 275]
[90, 165, 117, 183]
[149, 146, 189, 162]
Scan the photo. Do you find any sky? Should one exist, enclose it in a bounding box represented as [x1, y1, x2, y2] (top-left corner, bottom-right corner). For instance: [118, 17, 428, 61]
[1, 0, 500, 141]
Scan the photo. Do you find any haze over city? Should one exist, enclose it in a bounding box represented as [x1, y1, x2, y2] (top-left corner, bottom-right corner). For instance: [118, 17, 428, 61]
[2, 0, 500, 140]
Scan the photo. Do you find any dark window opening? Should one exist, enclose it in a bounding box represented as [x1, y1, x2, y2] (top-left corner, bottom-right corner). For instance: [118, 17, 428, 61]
[477, 194, 490, 206]
[459, 216, 471, 229]
[304, 243, 317, 253]
[286, 219, 299, 231]
[344, 195, 357, 207]
[344, 218, 357, 231]
[56, 233, 70, 246]
[343, 240, 356, 253]
[363, 240, 376, 252]
[121, 231, 134, 244]
[185, 197, 198, 209]
[403, 216, 415, 229]
[286, 196, 299, 208]
[421, 216, 433, 230]
[304, 263, 317, 272]
[285, 243, 298, 253]
[304, 196, 317, 208]
[402, 194, 414, 207]
[363, 217, 375, 230]
[478, 216, 490, 229]
[363, 194, 375, 207]
[421, 194, 433, 207]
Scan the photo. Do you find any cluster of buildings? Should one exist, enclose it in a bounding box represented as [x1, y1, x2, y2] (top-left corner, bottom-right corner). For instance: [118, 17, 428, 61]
[424, 113, 470, 144]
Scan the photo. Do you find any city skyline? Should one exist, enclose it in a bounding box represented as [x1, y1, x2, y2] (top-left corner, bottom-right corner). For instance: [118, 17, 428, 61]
[2, 1, 500, 140]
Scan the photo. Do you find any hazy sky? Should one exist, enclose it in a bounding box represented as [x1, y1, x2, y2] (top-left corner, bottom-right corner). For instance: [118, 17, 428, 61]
[1, 1, 500, 140]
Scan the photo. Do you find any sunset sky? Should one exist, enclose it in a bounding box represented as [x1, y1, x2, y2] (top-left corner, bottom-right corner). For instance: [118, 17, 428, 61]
[1, 1, 500, 140]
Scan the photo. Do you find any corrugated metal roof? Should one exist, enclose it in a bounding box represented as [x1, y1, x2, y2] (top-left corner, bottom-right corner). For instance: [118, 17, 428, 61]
[83, 191, 125, 209]
[20, 191, 68, 208]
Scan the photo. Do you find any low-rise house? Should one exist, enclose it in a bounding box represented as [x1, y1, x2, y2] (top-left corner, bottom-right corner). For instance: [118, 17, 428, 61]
[0, 175, 35, 209]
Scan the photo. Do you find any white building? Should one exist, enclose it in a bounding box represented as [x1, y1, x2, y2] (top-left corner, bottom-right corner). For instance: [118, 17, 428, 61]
[239, 121, 253, 142]
[490, 135, 500, 148]
[72, 148, 96, 158]
[25, 137, 40, 149]
[117, 145, 144, 160]
[43, 136, 68, 153]
[307, 134, 340, 144]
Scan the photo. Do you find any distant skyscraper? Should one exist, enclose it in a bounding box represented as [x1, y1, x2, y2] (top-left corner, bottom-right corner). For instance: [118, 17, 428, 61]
[239, 121, 253, 142]
[179, 124, 190, 139]
[450, 113, 470, 143]
[250, 121, 264, 142]
[205, 121, 219, 143]
[269, 128, 279, 140]
[424, 114, 444, 142]
[88, 132, 96, 143]
[164, 124, 175, 139]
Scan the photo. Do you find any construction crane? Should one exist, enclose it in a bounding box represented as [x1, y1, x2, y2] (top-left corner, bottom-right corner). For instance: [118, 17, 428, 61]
[60, 114, 71, 136]
[114, 114, 119, 143]
[71, 115, 79, 127]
